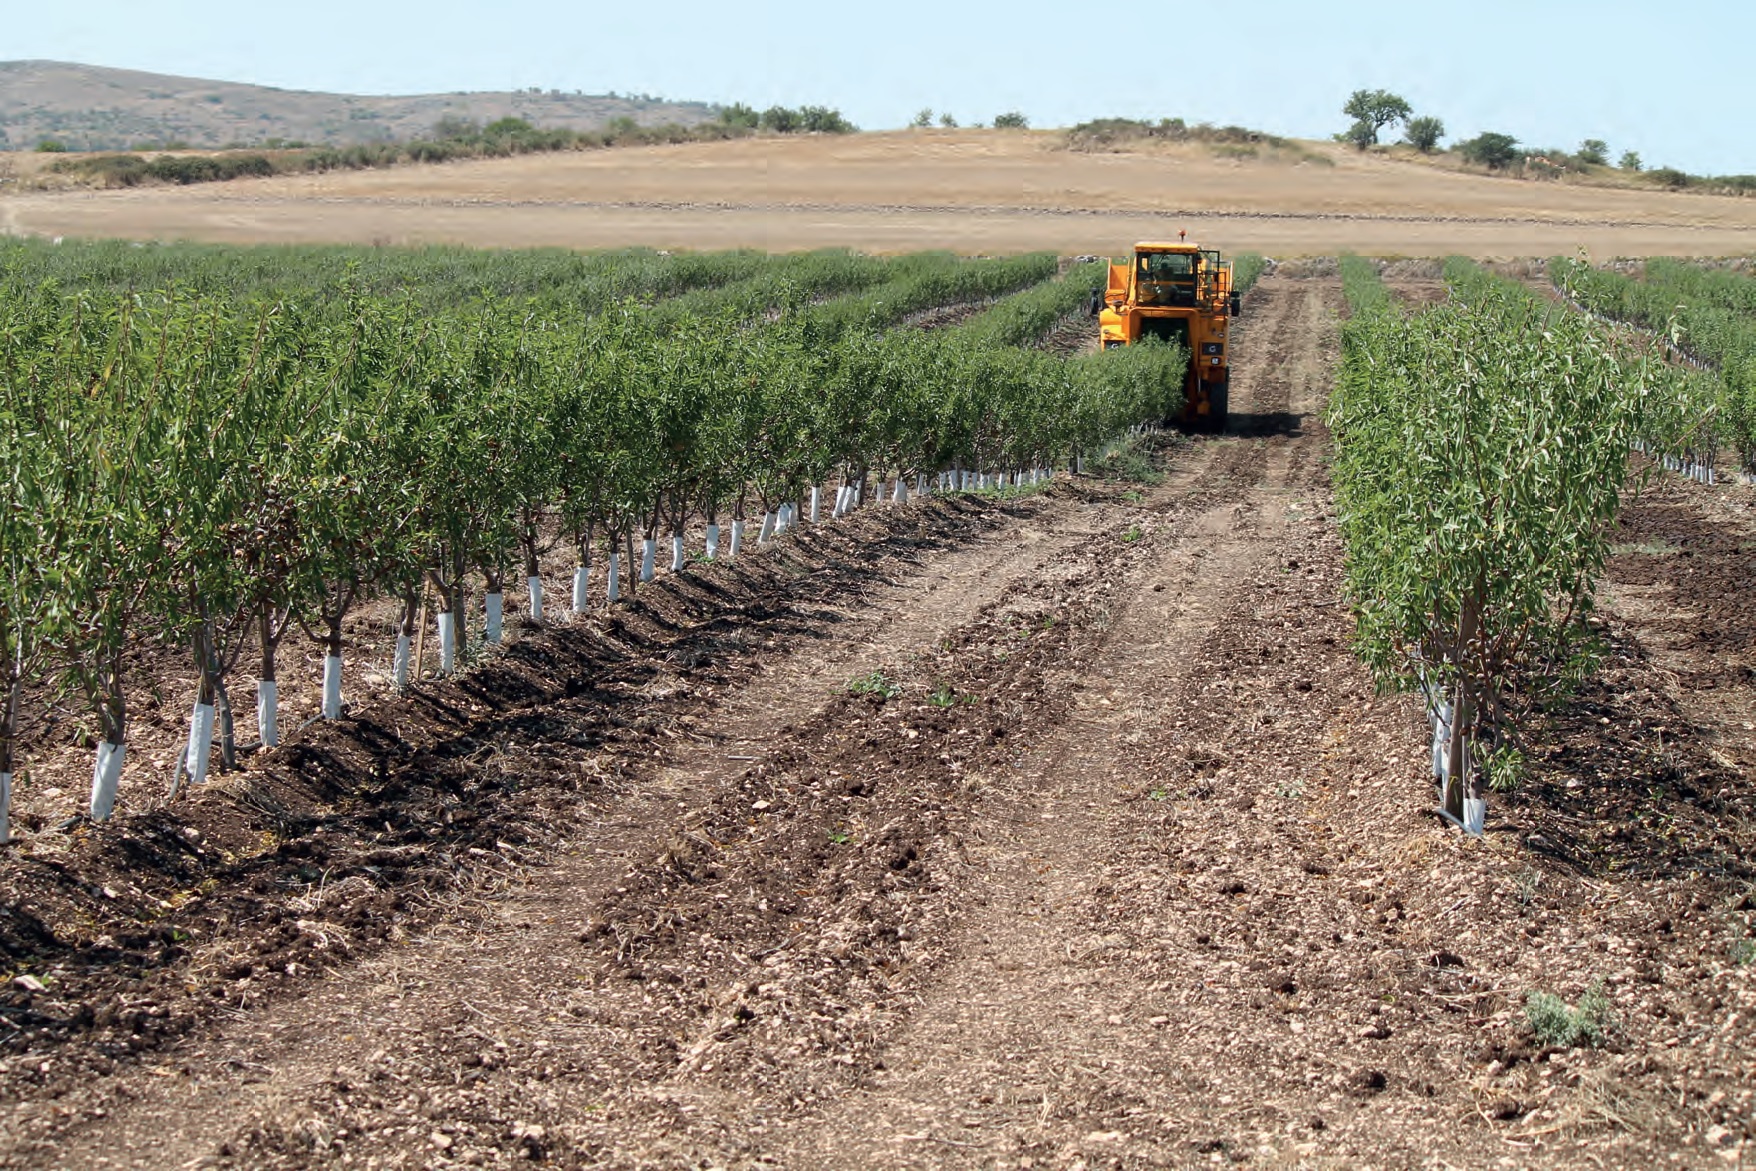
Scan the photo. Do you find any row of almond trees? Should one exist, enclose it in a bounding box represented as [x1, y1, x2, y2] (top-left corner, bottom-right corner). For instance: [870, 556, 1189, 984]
[1551, 256, 1756, 480]
[1329, 256, 1688, 833]
[0, 276, 1185, 838]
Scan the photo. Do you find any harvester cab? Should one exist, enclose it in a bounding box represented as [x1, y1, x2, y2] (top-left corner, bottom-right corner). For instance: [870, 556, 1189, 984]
[1094, 240, 1239, 432]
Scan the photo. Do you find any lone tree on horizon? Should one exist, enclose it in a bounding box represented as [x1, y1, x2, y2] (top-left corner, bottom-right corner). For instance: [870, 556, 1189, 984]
[1342, 89, 1412, 149]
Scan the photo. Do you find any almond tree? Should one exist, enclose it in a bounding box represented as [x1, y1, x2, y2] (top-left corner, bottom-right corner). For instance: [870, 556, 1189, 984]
[1330, 262, 1683, 831]
[48, 295, 175, 821]
[155, 297, 308, 792]
[0, 290, 77, 840]
[284, 295, 419, 715]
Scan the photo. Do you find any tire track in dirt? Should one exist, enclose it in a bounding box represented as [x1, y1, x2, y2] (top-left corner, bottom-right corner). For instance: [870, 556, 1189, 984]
[776, 498, 1296, 1168]
[763, 277, 1341, 1167]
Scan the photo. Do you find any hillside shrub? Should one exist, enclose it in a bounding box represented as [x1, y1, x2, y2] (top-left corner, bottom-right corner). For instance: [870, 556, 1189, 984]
[719, 103, 760, 130]
[1403, 116, 1444, 153]
[1067, 117, 1294, 153]
[1459, 132, 1521, 170]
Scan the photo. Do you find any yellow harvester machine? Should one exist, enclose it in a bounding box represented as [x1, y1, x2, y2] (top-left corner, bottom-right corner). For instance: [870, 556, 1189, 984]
[1094, 239, 1241, 432]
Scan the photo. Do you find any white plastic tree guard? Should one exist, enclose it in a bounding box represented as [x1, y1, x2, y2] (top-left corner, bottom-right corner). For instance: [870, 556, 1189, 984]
[89, 742, 125, 821]
[257, 678, 280, 745]
[322, 654, 344, 717]
[438, 612, 457, 674]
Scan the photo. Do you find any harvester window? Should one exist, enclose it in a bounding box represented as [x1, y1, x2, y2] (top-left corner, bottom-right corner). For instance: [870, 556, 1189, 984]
[1137, 252, 1196, 307]
[1139, 253, 1194, 279]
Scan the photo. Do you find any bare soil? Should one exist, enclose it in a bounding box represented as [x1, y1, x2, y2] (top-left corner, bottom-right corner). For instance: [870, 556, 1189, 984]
[1, 274, 1752, 1169]
[7, 131, 1756, 256]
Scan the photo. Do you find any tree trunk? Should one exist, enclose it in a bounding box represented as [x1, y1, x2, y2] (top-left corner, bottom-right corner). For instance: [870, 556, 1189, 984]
[88, 651, 127, 822]
[257, 606, 281, 748]
[430, 546, 467, 674]
[483, 564, 505, 644]
[214, 675, 237, 772]
[394, 589, 418, 691]
[322, 611, 344, 719]
[522, 508, 545, 626]
[0, 672, 19, 845]
[1442, 585, 1486, 832]
[571, 525, 594, 617]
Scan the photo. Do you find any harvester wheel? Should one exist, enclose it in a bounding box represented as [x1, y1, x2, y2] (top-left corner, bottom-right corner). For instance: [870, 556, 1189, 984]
[1207, 376, 1230, 434]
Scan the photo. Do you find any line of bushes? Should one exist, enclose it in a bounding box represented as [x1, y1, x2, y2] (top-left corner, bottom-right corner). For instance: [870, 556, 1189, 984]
[1066, 117, 1294, 152]
[48, 104, 858, 190]
[1439, 134, 1756, 196]
[953, 263, 1106, 349]
[51, 151, 281, 186]
[1231, 253, 1268, 296]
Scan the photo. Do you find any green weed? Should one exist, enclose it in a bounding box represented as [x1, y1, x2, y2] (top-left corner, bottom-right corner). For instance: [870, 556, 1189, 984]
[1525, 980, 1613, 1048]
[1731, 933, 1755, 966]
[928, 683, 971, 708]
[1485, 744, 1526, 793]
[1086, 433, 1164, 484]
[847, 670, 902, 699]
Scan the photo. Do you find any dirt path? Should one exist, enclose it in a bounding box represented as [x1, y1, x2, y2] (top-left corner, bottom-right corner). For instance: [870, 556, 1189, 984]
[6, 276, 1752, 1169]
[1601, 466, 1756, 782]
[769, 277, 1338, 1168]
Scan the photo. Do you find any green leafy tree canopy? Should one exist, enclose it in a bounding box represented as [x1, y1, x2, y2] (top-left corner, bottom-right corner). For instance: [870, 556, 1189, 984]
[1403, 115, 1445, 153]
[1460, 132, 1521, 171]
[1341, 89, 1412, 148]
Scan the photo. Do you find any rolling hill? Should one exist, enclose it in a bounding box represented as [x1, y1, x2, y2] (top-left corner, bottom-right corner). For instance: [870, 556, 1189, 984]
[0, 60, 720, 151]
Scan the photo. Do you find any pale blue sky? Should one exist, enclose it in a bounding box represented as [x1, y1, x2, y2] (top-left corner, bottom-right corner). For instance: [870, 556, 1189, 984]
[10, 0, 1752, 174]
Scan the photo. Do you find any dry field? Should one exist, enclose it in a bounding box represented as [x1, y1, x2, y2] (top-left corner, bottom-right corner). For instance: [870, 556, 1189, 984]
[6, 130, 1756, 255]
